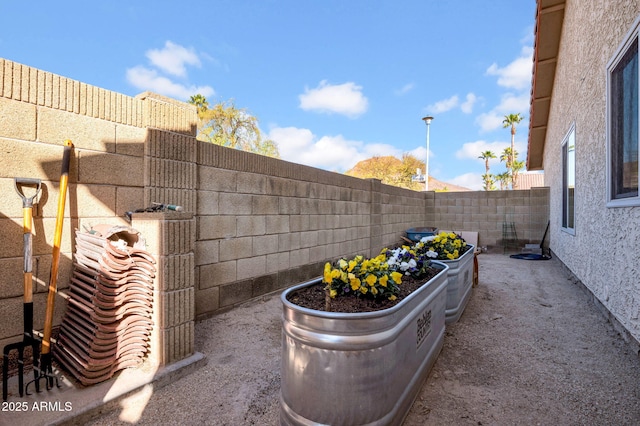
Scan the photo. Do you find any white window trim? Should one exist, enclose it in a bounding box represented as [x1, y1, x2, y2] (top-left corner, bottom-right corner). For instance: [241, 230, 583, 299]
[561, 123, 576, 235]
[606, 13, 640, 208]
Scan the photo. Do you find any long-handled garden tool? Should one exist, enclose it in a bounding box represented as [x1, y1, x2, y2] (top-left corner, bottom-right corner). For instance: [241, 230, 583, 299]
[2, 178, 42, 401]
[26, 139, 73, 393]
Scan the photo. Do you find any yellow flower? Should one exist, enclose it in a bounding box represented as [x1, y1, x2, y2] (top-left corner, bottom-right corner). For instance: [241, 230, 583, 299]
[446, 252, 455, 260]
[340, 271, 348, 283]
[339, 259, 348, 270]
[391, 271, 403, 284]
[365, 274, 377, 286]
[329, 289, 337, 298]
[379, 275, 389, 287]
[360, 286, 368, 294]
[448, 232, 456, 239]
[371, 287, 378, 295]
[348, 259, 358, 272]
[350, 277, 361, 291]
[323, 263, 332, 283]
[388, 295, 397, 301]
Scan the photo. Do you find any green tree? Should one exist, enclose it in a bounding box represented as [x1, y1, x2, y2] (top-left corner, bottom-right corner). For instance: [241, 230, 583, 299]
[188, 94, 209, 116]
[512, 160, 525, 189]
[500, 146, 520, 190]
[188, 96, 280, 159]
[478, 150, 496, 191]
[502, 113, 524, 189]
[496, 172, 511, 190]
[481, 173, 496, 191]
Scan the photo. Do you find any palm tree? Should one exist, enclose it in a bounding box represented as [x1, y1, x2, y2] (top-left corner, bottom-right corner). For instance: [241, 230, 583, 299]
[478, 150, 496, 174]
[500, 147, 516, 171]
[512, 160, 525, 189]
[481, 173, 496, 191]
[496, 172, 511, 190]
[478, 150, 496, 191]
[502, 113, 524, 189]
[188, 94, 209, 117]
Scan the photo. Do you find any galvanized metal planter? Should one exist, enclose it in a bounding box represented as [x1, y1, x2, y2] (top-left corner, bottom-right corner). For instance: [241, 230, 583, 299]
[280, 261, 449, 426]
[441, 244, 475, 325]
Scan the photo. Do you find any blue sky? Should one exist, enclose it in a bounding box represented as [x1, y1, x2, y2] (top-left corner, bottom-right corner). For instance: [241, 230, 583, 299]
[1, 1, 537, 190]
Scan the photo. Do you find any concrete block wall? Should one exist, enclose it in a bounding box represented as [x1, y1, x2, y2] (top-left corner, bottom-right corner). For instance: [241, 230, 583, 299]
[0, 58, 551, 344]
[0, 59, 198, 370]
[131, 212, 196, 366]
[432, 187, 550, 249]
[194, 142, 430, 318]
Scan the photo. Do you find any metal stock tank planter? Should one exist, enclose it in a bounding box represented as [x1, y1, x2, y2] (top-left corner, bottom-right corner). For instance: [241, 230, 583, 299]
[280, 260, 449, 426]
[442, 244, 475, 325]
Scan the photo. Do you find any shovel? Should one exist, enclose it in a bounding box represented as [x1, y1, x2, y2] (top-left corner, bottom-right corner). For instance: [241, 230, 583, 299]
[27, 139, 73, 393]
[2, 178, 42, 401]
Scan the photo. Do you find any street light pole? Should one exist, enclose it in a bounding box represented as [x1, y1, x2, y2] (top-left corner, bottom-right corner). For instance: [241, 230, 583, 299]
[422, 116, 434, 191]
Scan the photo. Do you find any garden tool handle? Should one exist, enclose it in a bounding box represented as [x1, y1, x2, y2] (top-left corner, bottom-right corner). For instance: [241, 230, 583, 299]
[14, 177, 42, 208]
[41, 139, 73, 356]
[14, 178, 41, 302]
[22, 202, 34, 303]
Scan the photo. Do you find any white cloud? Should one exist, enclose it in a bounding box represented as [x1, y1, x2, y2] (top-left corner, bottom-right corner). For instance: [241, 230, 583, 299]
[495, 92, 530, 112]
[460, 93, 478, 114]
[449, 172, 484, 191]
[126, 66, 214, 100]
[299, 80, 369, 118]
[475, 111, 505, 132]
[486, 46, 534, 91]
[455, 140, 509, 161]
[268, 126, 400, 172]
[146, 41, 201, 78]
[407, 146, 428, 163]
[475, 93, 530, 132]
[427, 93, 478, 115]
[455, 139, 527, 165]
[126, 41, 215, 101]
[427, 95, 459, 114]
[394, 83, 415, 96]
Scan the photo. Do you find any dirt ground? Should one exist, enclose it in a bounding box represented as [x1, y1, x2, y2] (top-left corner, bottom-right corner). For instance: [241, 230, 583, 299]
[85, 253, 640, 425]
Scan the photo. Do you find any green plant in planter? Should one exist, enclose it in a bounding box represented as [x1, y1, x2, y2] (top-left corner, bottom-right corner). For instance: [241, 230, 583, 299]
[322, 244, 438, 310]
[416, 231, 470, 260]
[323, 253, 404, 302]
[383, 244, 437, 278]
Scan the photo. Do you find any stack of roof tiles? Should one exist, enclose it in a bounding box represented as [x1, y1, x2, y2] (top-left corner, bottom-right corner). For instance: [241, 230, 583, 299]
[54, 225, 155, 385]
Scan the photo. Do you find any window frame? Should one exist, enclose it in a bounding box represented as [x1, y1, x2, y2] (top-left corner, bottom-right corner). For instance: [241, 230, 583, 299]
[606, 14, 640, 208]
[562, 123, 576, 234]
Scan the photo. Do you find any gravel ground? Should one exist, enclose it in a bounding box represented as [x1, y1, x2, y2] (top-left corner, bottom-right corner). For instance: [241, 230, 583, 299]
[86, 253, 640, 425]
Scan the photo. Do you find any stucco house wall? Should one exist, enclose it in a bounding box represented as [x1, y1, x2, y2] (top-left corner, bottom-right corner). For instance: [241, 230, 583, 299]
[536, 0, 640, 343]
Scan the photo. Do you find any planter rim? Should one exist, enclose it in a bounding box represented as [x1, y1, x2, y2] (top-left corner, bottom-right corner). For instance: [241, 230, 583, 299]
[281, 260, 449, 319]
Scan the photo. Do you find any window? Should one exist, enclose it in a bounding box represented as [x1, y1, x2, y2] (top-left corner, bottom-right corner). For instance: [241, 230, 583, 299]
[607, 16, 640, 207]
[562, 124, 575, 233]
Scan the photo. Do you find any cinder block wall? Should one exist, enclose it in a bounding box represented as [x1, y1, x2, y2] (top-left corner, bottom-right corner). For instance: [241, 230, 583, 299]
[0, 59, 197, 360]
[432, 187, 550, 249]
[194, 144, 429, 317]
[0, 58, 550, 343]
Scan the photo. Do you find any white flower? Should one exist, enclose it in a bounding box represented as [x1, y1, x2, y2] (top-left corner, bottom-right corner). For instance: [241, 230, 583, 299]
[421, 236, 436, 243]
[426, 250, 438, 259]
[399, 259, 417, 272]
